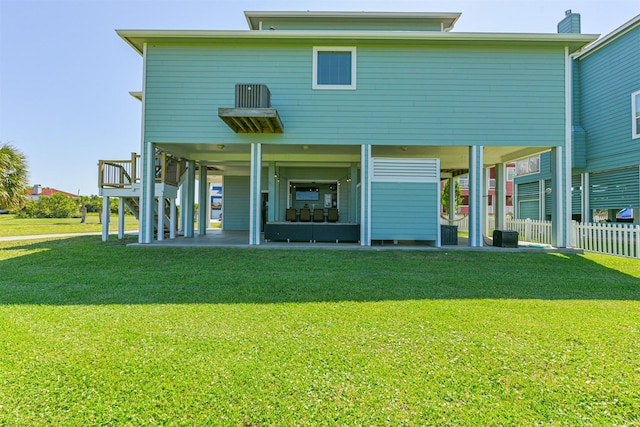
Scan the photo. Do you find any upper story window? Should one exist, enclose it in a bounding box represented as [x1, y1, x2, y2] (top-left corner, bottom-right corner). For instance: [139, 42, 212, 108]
[313, 47, 356, 90]
[507, 166, 516, 181]
[633, 90, 640, 139]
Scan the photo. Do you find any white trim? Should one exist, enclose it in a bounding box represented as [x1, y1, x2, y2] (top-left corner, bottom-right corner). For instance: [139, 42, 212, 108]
[632, 90, 640, 140]
[312, 46, 357, 90]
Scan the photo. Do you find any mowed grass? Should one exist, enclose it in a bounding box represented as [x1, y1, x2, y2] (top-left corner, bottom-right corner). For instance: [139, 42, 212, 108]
[1, 236, 639, 426]
[0, 213, 138, 237]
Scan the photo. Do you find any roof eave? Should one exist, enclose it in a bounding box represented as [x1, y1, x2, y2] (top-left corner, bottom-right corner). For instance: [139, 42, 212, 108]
[243, 11, 463, 31]
[117, 29, 599, 56]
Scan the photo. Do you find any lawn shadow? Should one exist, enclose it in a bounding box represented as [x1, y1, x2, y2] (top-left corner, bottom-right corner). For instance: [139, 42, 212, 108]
[1, 235, 639, 305]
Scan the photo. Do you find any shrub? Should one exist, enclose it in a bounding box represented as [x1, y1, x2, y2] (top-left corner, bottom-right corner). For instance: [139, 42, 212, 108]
[16, 193, 79, 218]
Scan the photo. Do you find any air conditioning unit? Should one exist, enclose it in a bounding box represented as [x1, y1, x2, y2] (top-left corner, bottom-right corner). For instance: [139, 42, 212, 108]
[235, 84, 271, 108]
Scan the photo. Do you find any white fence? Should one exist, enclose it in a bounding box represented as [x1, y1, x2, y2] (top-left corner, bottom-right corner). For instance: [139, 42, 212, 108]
[443, 215, 640, 258]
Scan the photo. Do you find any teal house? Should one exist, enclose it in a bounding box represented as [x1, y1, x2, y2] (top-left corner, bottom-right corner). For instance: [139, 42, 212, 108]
[514, 13, 640, 224]
[102, 11, 597, 247]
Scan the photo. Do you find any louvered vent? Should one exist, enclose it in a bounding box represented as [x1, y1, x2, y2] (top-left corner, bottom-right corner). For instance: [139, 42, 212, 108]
[372, 158, 440, 183]
[235, 84, 271, 108]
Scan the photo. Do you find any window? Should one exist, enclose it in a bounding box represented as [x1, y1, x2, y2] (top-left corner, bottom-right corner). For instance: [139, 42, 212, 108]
[633, 90, 640, 139]
[516, 155, 540, 176]
[507, 167, 516, 181]
[313, 47, 356, 90]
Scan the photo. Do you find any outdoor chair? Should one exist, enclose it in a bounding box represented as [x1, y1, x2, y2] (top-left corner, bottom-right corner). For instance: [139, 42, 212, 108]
[286, 208, 297, 222]
[299, 208, 311, 222]
[313, 208, 325, 222]
[327, 208, 339, 222]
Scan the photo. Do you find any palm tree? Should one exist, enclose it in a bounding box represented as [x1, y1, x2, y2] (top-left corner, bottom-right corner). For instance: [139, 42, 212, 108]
[0, 143, 29, 210]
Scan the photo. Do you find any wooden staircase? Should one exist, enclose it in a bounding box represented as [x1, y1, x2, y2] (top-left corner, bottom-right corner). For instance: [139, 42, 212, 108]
[99, 151, 185, 238]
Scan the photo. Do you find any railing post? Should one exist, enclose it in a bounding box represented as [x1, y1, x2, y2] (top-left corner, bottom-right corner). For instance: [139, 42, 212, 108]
[131, 152, 137, 183]
[524, 218, 531, 242]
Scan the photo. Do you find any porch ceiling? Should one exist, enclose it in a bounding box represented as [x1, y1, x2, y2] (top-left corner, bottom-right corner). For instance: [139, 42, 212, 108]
[156, 142, 550, 176]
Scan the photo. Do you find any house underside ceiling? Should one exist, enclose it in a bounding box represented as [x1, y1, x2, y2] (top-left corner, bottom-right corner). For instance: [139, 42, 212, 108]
[157, 142, 550, 177]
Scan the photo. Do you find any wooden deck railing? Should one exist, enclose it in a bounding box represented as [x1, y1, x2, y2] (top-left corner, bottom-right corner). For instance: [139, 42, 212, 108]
[99, 152, 184, 188]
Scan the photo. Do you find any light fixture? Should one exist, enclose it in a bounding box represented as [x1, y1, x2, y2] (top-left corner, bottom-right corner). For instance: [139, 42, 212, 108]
[274, 174, 280, 182]
[217, 144, 225, 150]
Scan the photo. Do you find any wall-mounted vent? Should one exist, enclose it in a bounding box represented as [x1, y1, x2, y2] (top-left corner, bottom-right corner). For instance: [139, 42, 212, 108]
[235, 84, 271, 108]
[372, 158, 440, 183]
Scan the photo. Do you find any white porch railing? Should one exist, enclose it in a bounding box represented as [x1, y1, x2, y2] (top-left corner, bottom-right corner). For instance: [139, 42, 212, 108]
[442, 215, 640, 258]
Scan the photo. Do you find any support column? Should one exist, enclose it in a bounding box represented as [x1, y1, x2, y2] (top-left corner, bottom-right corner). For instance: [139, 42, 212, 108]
[495, 163, 507, 230]
[551, 146, 570, 247]
[198, 161, 208, 236]
[170, 198, 176, 239]
[249, 143, 262, 245]
[448, 177, 456, 225]
[468, 145, 484, 247]
[157, 197, 164, 241]
[581, 173, 590, 223]
[360, 145, 372, 246]
[484, 167, 492, 234]
[350, 162, 358, 223]
[139, 141, 155, 244]
[268, 161, 276, 222]
[118, 197, 125, 239]
[184, 160, 195, 238]
[101, 196, 110, 242]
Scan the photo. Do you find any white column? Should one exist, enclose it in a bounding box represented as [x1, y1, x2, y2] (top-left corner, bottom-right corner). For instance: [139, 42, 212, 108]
[101, 196, 110, 242]
[198, 161, 208, 236]
[118, 197, 125, 239]
[495, 163, 507, 230]
[468, 146, 484, 247]
[184, 160, 195, 238]
[360, 145, 372, 246]
[350, 163, 358, 223]
[140, 141, 156, 244]
[551, 147, 569, 247]
[448, 177, 456, 225]
[581, 173, 590, 223]
[249, 143, 262, 245]
[170, 198, 176, 239]
[157, 197, 164, 241]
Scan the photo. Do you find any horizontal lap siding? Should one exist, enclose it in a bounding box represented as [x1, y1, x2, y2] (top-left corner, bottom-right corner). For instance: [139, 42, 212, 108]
[144, 42, 566, 147]
[222, 176, 250, 230]
[371, 182, 438, 240]
[579, 28, 640, 171]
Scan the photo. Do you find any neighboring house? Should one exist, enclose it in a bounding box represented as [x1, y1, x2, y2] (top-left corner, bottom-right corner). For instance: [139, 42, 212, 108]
[27, 185, 78, 202]
[453, 164, 516, 216]
[515, 13, 640, 224]
[103, 10, 597, 247]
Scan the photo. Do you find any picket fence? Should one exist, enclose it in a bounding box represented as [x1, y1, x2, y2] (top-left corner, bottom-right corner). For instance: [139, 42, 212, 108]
[443, 216, 640, 259]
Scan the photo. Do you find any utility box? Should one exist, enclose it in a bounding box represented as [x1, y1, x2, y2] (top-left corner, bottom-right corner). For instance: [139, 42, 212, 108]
[493, 230, 518, 248]
[440, 225, 458, 245]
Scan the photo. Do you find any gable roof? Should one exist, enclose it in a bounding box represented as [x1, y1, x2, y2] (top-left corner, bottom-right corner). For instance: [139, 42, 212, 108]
[576, 13, 640, 59]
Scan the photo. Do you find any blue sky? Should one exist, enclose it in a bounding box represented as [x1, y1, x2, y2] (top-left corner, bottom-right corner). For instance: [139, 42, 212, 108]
[1, 0, 638, 196]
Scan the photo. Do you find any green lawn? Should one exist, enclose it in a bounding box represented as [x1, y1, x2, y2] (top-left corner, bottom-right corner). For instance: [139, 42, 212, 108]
[0, 213, 139, 237]
[1, 236, 639, 425]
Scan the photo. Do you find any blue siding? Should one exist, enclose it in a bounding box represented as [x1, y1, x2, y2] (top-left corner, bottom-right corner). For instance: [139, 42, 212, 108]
[222, 176, 250, 230]
[371, 182, 438, 241]
[589, 167, 640, 209]
[578, 26, 640, 172]
[144, 42, 567, 148]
